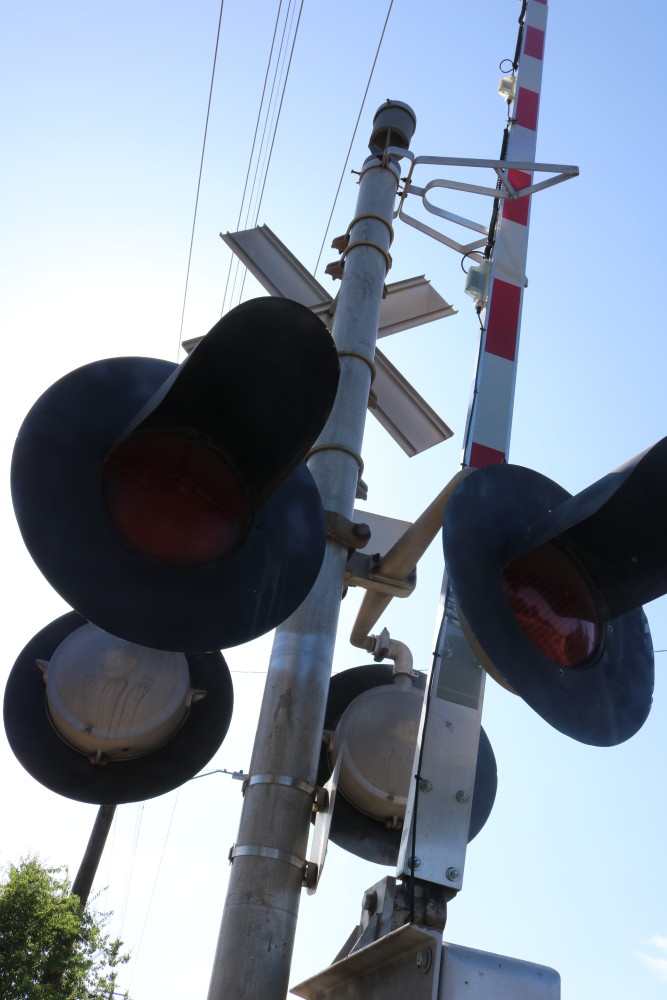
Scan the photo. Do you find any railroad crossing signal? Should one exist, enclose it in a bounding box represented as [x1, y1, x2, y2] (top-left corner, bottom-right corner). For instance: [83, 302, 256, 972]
[315, 664, 497, 866]
[442, 439, 667, 745]
[11, 297, 339, 652]
[4, 612, 234, 803]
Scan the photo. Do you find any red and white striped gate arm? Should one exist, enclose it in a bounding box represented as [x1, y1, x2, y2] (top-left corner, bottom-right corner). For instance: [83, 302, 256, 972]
[465, 0, 548, 469]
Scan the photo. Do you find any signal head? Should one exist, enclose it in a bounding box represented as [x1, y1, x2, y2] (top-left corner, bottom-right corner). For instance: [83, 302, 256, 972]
[11, 298, 340, 651]
[318, 664, 497, 865]
[442, 448, 665, 746]
[4, 612, 234, 804]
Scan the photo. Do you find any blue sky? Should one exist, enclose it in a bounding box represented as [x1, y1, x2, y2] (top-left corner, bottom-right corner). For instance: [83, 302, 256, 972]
[2, 1, 667, 997]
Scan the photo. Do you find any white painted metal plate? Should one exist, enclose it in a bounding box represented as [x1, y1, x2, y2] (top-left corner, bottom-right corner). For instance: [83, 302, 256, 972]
[352, 510, 412, 556]
[376, 275, 456, 337]
[291, 923, 442, 999]
[221, 225, 330, 306]
[221, 226, 456, 335]
[306, 753, 341, 896]
[397, 596, 484, 889]
[373, 349, 453, 456]
[438, 942, 560, 999]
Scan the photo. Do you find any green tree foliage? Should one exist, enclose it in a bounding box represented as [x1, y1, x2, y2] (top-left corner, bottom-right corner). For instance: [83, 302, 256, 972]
[0, 856, 130, 1000]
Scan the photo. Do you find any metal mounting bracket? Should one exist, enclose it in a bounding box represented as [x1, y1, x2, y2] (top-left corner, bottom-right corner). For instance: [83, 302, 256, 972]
[344, 551, 416, 597]
[326, 511, 371, 550]
[388, 147, 578, 263]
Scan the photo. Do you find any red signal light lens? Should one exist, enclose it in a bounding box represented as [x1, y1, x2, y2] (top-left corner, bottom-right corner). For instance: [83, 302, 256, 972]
[502, 543, 600, 668]
[103, 429, 249, 566]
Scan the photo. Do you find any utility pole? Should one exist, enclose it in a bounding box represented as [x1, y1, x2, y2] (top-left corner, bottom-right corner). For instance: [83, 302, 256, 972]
[42, 803, 117, 989]
[207, 101, 417, 1000]
[72, 804, 116, 906]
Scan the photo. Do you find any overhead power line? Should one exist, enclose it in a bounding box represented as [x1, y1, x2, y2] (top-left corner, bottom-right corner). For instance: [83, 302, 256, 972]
[220, 0, 287, 316]
[176, 0, 226, 357]
[313, 0, 395, 276]
[222, 0, 305, 314]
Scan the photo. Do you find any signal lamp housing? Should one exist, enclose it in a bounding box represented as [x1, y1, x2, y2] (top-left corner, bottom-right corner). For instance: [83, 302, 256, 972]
[4, 612, 233, 804]
[11, 298, 340, 652]
[442, 440, 667, 746]
[317, 664, 497, 865]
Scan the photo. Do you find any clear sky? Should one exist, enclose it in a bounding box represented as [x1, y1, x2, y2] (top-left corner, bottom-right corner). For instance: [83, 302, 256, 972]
[2, 1, 667, 997]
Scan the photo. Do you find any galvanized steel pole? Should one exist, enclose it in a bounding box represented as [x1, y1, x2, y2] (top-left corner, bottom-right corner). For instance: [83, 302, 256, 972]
[207, 102, 416, 1000]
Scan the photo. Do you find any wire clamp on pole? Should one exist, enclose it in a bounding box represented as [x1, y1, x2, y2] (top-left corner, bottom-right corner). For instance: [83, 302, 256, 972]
[332, 213, 395, 249]
[338, 350, 377, 384]
[243, 773, 317, 797]
[229, 844, 316, 887]
[307, 443, 364, 481]
[340, 240, 392, 275]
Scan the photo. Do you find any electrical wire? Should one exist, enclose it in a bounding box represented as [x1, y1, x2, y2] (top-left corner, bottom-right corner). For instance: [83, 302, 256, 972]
[228, 0, 296, 308]
[312, 0, 395, 276]
[221, 0, 305, 313]
[175, 0, 226, 358]
[482, 0, 527, 262]
[245, 0, 299, 229]
[237, 0, 305, 302]
[242, 0, 294, 229]
[219, 0, 286, 317]
[97, 805, 118, 917]
[248, 0, 304, 227]
[118, 802, 144, 938]
[513, 1, 529, 70]
[125, 792, 182, 995]
[461, 2, 528, 463]
[191, 767, 247, 780]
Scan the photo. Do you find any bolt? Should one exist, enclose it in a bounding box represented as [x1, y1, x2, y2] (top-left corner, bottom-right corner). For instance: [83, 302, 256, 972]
[408, 856, 422, 870]
[419, 779, 433, 794]
[416, 948, 432, 972]
[353, 522, 371, 540]
[445, 867, 460, 882]
[455, 790, 469, 803]
[362, 890, 377, 913]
